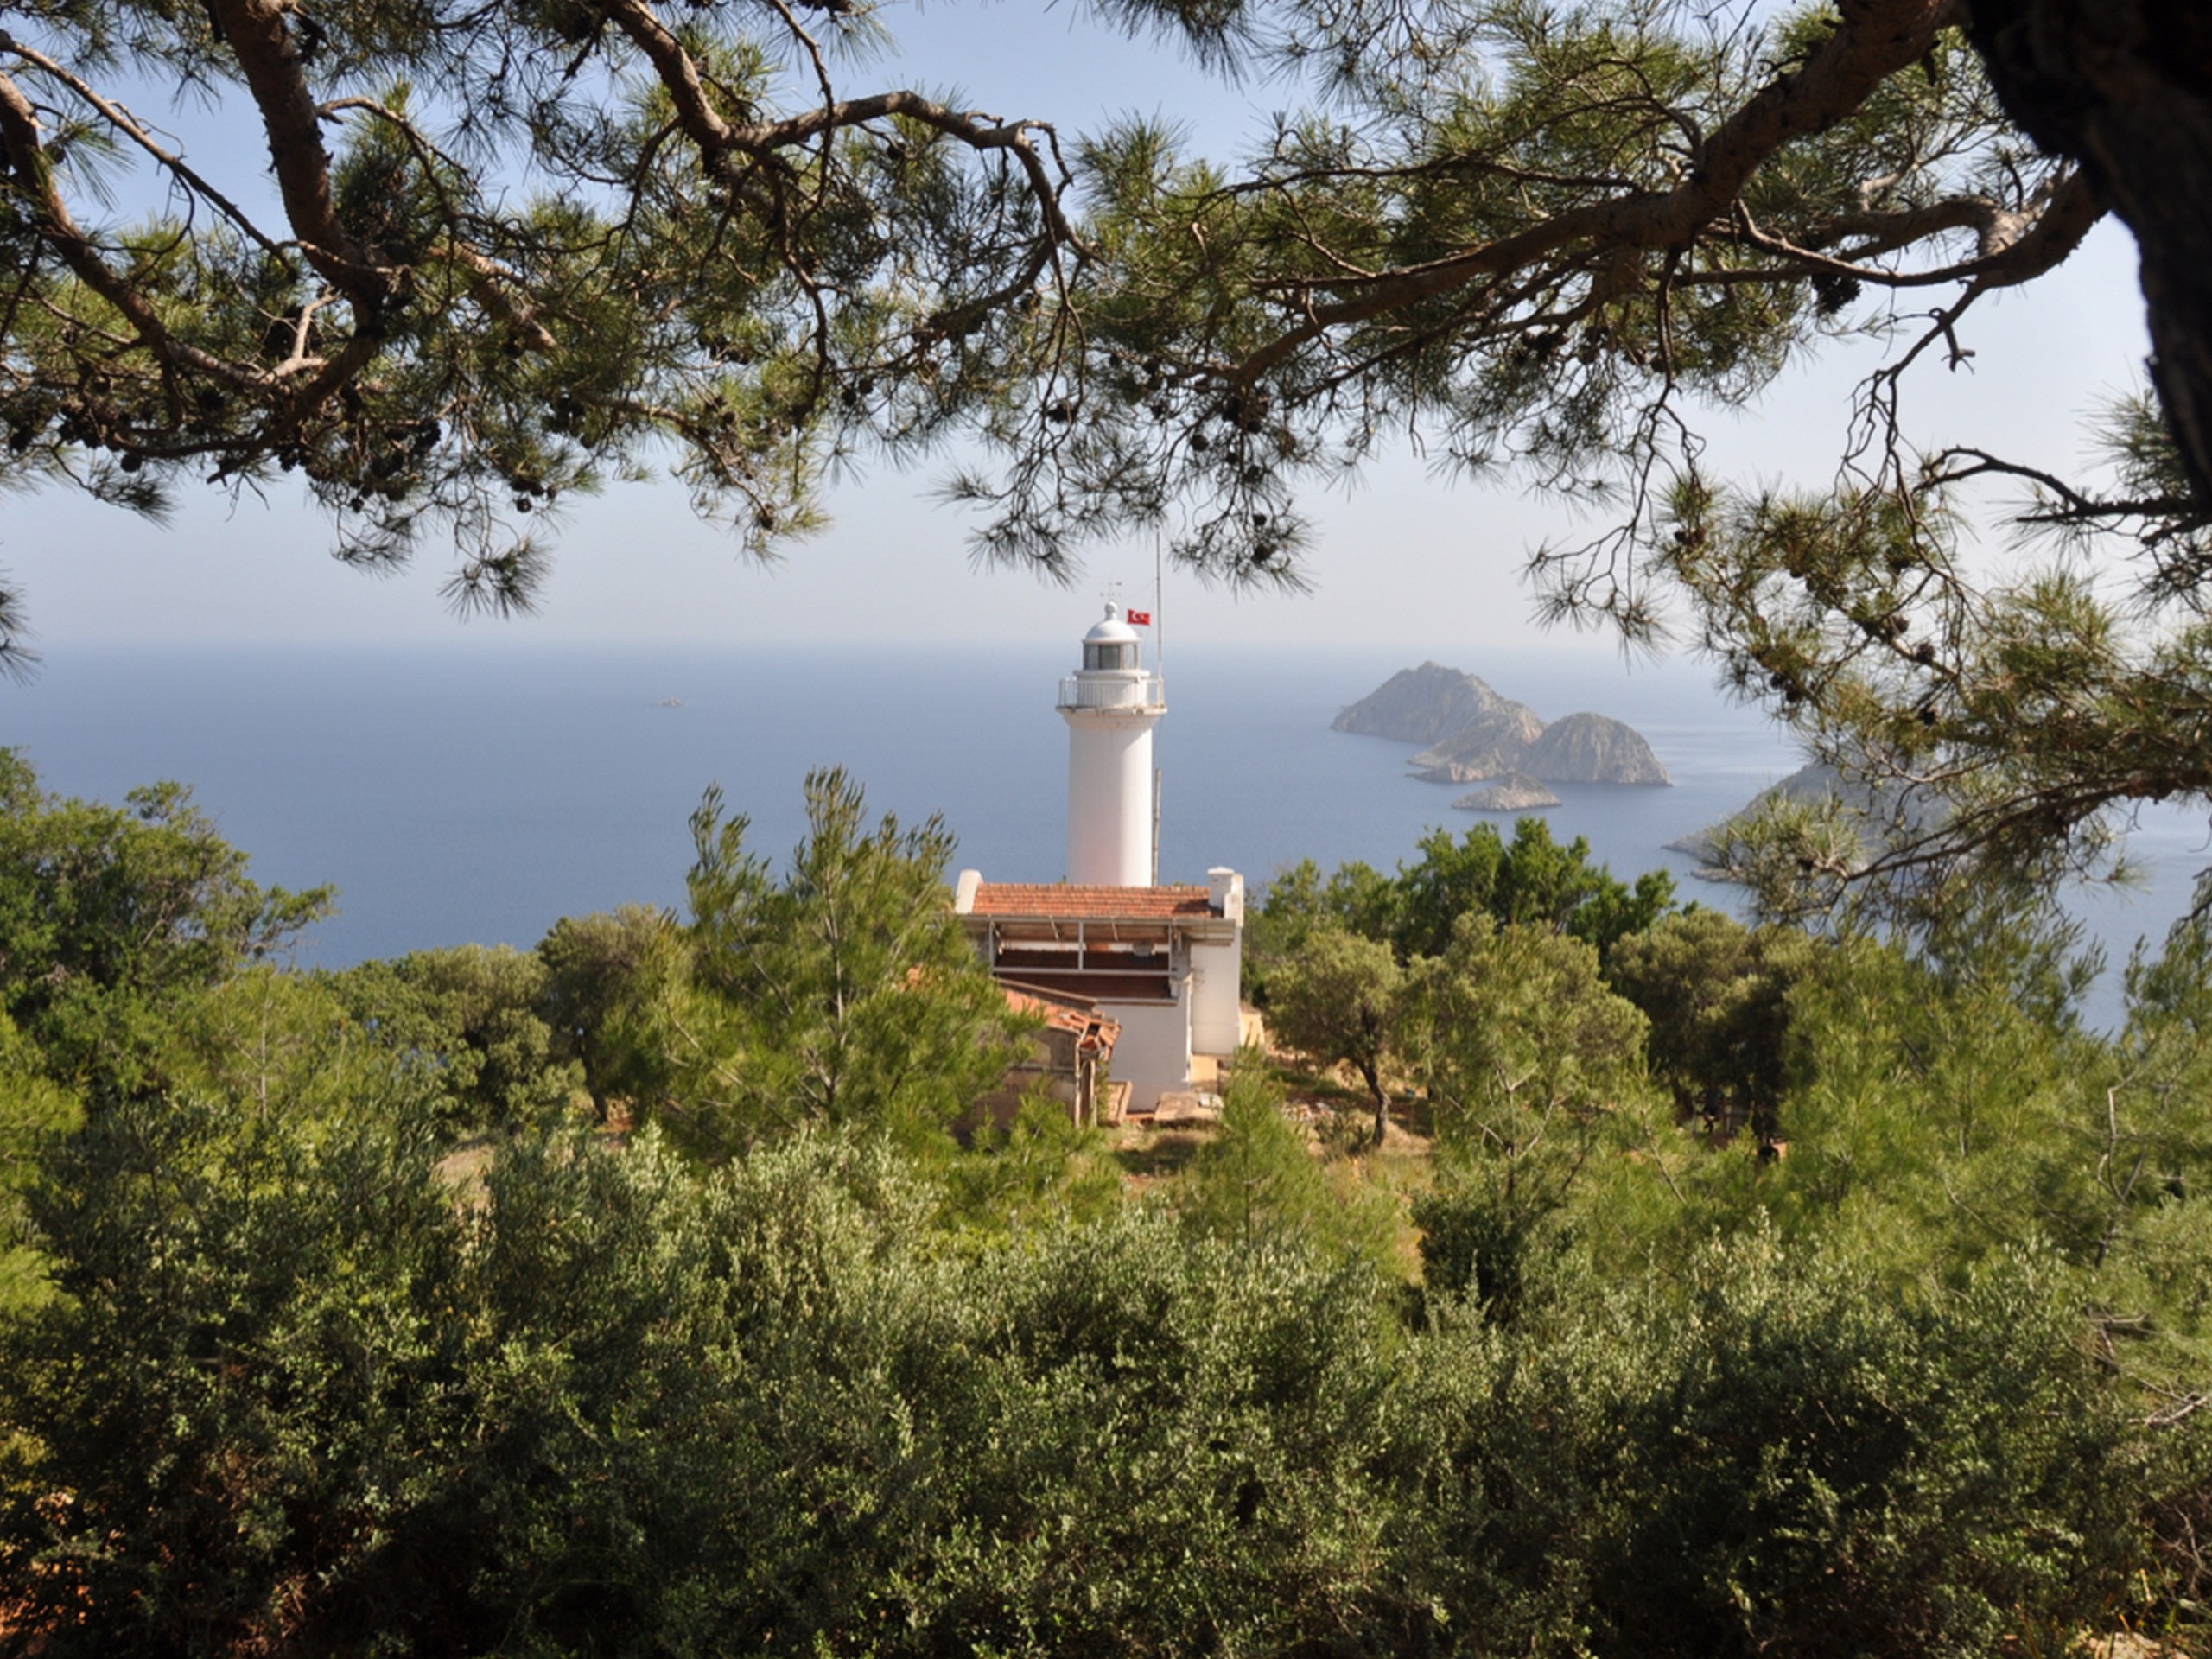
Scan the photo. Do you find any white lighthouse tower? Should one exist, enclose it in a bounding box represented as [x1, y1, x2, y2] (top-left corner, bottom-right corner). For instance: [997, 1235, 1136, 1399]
[1058, 603, 1166, 886]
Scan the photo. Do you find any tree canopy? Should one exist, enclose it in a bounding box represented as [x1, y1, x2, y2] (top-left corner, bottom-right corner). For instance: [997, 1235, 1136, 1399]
[1255, 817, 1675, 976]
[0, 747, 330, 1086]
[0, 0, 2147, 588]
[3, 0, 2209, 902]
[0, 0, 1095, 628]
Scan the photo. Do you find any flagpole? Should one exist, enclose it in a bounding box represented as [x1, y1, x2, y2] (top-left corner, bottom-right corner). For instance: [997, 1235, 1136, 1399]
[1154, 531, 1165, 683]
[1152, 532, 1165, 887]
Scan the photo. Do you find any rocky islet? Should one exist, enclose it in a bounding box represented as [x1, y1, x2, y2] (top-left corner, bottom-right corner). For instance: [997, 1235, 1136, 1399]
[1333, 663, 1672, 788]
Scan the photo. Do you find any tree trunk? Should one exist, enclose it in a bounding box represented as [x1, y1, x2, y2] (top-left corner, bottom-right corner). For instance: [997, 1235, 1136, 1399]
[1966, 0, 2212, 507]
[1365, 1071, 1389, 1149]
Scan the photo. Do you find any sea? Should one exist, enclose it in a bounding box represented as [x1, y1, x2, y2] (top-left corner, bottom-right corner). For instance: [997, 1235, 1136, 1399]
[4, 640, 2206, 1031]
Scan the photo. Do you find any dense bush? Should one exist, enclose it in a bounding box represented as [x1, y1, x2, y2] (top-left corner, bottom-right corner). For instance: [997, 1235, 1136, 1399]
[0, 1105, 1399, 1655]
[0, 1087, 2179, 1657]
[1373, 1245, 2153, 1657]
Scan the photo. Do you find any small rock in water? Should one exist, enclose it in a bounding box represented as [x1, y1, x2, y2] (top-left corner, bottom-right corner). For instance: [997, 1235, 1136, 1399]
[1452, 772, 1562, 811]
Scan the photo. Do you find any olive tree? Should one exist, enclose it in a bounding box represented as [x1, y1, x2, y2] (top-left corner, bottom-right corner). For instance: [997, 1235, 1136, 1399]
[1268, 924, 1408, 1143]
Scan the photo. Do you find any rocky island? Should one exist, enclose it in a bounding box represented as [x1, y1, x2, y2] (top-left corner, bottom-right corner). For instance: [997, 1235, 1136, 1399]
[1667, 760, 1929, 877]
[1334, 663, 1671, 788]
[1452, 772, 1561, 811]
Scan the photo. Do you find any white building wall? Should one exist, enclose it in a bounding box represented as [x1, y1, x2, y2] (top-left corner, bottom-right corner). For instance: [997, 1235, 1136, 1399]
[1065, 712, 1156, 886]
[1093, 995, 1192, 1111]
[1187, 944, 1242, 1056]
[1189, 868, 1245, 1055]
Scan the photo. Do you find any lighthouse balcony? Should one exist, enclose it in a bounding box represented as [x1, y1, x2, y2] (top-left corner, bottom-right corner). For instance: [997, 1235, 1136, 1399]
[1057, 672, 1166, 711]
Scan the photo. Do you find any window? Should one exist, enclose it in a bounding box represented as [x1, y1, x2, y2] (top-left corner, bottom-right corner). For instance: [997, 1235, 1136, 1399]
[1084, 641, 1136, 671]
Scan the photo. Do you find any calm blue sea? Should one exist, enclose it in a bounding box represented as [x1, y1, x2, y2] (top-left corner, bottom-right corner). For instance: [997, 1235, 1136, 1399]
[3, 640, 2204, 1029]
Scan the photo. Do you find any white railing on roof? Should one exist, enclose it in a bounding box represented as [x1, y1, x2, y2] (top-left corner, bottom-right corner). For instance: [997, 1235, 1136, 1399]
[1058, 673, 1166, 710]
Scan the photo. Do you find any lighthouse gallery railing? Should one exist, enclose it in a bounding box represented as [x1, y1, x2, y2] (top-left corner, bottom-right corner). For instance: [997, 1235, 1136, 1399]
[1058, 674, 1166, 710]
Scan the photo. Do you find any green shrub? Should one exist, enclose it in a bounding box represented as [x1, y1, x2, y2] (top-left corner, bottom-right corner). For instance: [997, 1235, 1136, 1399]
[1391, 1232, 2156, 1658]
[2, 1087, 2176, 1658]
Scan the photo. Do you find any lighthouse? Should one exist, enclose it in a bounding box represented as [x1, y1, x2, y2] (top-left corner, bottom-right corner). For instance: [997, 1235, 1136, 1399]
[1058, 603, 1167, 886]
[952, 602, 1246, 1120]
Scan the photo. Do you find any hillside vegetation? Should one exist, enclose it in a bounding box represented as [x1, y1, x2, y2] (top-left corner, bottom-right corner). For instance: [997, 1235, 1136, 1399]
[1, 751, 2208, 1657]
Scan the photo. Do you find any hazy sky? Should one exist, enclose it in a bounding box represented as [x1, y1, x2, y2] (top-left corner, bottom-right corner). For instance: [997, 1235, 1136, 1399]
[0, 3, 2157, 658]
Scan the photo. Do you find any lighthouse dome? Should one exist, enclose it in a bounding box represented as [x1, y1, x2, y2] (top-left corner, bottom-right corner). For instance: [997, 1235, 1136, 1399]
[1084, 603, 1141, 646]
[1079, 603, 1143, 673]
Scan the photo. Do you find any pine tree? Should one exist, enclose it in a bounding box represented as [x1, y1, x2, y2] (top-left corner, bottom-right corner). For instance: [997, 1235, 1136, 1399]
[665, 767, 1029, 1154]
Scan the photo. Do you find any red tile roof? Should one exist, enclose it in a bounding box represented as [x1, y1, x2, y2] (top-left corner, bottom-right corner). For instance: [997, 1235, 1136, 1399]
[999, 982, 1123, 1050]
[969, 882, 1215, 920]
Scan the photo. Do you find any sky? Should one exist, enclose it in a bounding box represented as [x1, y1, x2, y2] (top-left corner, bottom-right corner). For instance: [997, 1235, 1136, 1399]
[0, 2, 2158, 659]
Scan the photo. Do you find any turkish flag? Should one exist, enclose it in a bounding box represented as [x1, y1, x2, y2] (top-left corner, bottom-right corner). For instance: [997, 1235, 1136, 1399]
[1126, 609, 1153, 626]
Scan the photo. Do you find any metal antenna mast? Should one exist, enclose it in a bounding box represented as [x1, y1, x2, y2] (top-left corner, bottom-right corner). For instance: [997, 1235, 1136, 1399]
[1152, 532, 1166, 886]
[1153, 534, 1165, 681]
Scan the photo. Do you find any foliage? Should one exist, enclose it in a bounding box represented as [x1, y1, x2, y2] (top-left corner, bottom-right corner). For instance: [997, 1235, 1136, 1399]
[1605, 906, 1821, 1137]
[1, 1074, 2175, 1657]
[0, 754, 2202, 1651]
[0, 1012, 76, 1318]
[1244, 854, 1396, 1002]
[1391, 1234, 2157, 1659]
[154, 964, 429, 1160]
[1401, 914, 1653, 1322]
[0, 0, 1103, 634]
[938, 1090, 1127, 1231]
[334, 943, 581, 1135]
[1408, 913, 1651, 1158]
[1595, 1243, 2148, 1659]
[1178, 1058, 1396, 1272]
[1178, 1058, 1329, 1246]
[1659, 473, 2212, 917]
[1724, 932, 2101, 1274]
[1266, 923, 1406, 1138]
[1587, 908, 2212, 1412]
[0, 1088, 1402, 1656]
[1411, 1178, 1552, 1325]
[0, 7, 2165, 635]
[536, 903, 680, 1122]
[0, 1077, 474, 1655]
[969, 2, 2104, 592]
[1391, 818, 1676, 962]
[0, 749, 331, 1087]
[665, 766, 1031, 1155]
[1255, 818, 1675, 996]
